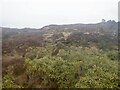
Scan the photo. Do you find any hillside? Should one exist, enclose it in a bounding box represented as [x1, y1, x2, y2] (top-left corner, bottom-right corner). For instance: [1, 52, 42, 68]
[2, 20, 119, 88]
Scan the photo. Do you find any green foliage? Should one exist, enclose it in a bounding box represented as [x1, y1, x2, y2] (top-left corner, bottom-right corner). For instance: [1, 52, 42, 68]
[25, 47, 48, 59]
[24, 46, 118, 88]
[75, 54, 118, 88]
[107, 50, 118, 61]
[2, 74, 23, 88]
[25, 54, 82, 88]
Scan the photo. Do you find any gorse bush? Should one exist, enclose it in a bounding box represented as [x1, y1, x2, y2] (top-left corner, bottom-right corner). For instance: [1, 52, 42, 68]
[2, 74, 23, 88]
[25, 47, 48, 59]
[21, 46, 118, 88]
[75, 52, 118, 88]
[107, 50, 118, 61]
[25, 55, 82, 88]
[3, 46, 118, 88]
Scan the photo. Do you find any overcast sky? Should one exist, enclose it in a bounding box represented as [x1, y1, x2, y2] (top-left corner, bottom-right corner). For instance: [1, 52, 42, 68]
[0, 0, 119, 28]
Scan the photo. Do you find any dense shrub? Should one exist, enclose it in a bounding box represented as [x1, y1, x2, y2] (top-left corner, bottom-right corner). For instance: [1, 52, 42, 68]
[2, 74, 23, 88]
[23, 46, 118, 88]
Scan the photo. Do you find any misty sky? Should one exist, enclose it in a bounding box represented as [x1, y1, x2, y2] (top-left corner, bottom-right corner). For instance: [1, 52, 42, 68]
[1, 0, 119, 28]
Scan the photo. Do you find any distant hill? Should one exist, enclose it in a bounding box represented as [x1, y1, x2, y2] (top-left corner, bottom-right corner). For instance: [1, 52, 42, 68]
[2, 20, 118, 64]
[41, 20, 118, 34]
[2, 20, 118, 40]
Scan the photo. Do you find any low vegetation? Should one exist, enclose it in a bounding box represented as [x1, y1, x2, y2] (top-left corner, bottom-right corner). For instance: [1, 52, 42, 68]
[2, 21, 119, 88]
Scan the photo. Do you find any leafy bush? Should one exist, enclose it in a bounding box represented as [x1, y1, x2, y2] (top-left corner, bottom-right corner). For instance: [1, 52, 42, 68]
[3, 43, 118, 88]
[2, 74, 23, 88]
[24, 46, 118, 88]
[25, 55, 82, 88]
[107, 51, 118, 61]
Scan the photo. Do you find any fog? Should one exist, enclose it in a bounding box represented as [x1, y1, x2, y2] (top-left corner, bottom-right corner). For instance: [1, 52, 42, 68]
[1, 0, 119, 28]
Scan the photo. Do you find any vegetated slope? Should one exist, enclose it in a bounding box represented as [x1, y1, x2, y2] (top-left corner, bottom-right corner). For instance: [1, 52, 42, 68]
[2, 20, 119, 88]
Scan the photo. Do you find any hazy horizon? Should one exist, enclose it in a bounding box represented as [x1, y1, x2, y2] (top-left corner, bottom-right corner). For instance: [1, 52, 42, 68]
[1, 0, 119, 28]
[1, 19, 118, 29]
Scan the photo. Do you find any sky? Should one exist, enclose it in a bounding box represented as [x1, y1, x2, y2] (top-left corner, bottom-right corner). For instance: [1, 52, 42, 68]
[0, 0, 119, 28]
